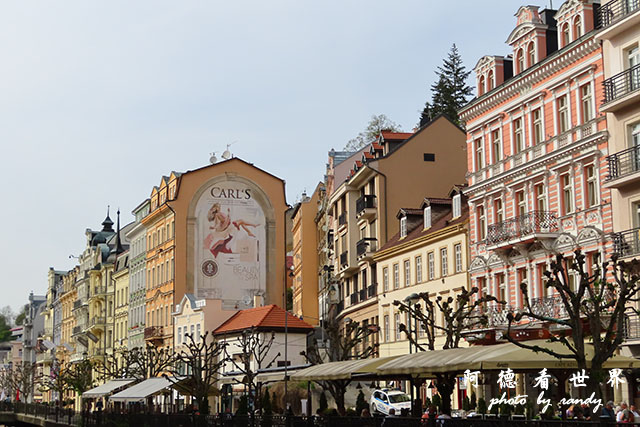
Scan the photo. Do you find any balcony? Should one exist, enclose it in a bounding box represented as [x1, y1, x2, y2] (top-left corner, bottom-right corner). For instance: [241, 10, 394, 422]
[597, 0, 640, 40]
[350, 293, 359, 305]
[338, 212, 347, 229]
[601, 64, 640, 112]
[356, 195, 376, 221]
[89, 316, 106, 332]
[340, 251, 348, 268]
[486, 211, 558, 249]
[72, 326, 84, 336]
[605, 146, 640, 188]
[624, 312, 640, 340]
[612, 227, 640, 259]
[144, 326, 164, 342]
[359, 288, 366, 302]
[89, 285, 107, 300]
[367, 284, 377, 298]
[356, 238, 377, 261]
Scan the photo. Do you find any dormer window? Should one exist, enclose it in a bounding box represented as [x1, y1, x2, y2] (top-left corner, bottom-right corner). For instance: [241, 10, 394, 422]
[424, 206, 432, 229]
[479, 75, 485, 95]
[562, 23, 570, 47]
[400, 217, 407, 238]
[452, 194, 461, 218]
[573, 15, 582, 39]
[527, 42, 536, 67]
[487, 71, 494, 91]
[516, 49, 525, 73]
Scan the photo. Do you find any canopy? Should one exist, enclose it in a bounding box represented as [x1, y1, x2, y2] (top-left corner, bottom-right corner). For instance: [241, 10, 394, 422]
[109, 377, 183, 403]
[83, 379, 136, 399]
[291, 356, 399, 381]
[377, 340, 640, 377]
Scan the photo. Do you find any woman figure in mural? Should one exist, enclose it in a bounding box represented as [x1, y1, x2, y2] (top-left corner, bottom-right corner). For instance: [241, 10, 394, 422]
[207, 202, 259, 257]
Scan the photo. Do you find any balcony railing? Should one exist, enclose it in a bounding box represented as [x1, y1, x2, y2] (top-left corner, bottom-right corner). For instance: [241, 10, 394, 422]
[340, 251, 348, 267]
[356, 195, 376, 215]
[624, 312, 640, 340]
[90, 286, 107, 298]
[356, 238, 377, 258]
[597, 0, 640, 28]
[72, 326, 83, 335]
[73, 300, 82, 310]
[90, 316, 106, 327]
[338, 212, 347, 227]
[144, 326, 164, 340]
[367, 284, 377, 298]
[613, 227, 640, 258]
[603, 64, 640, 105]
[607, 146, 640, 181]
[359, 288, 366, 302]
[486, 211, 558, 246]
[350, 293, 358, 305]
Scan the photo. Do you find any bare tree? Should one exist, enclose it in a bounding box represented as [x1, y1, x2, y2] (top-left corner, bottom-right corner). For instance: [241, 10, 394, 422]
[95, 346, 175, 381]
[302, 317, 377, 415]
[1, 362, 39, 402]
[165, 332, 226, 415]
[37, 358, 69, 407]
[64, 359, 94, 400]
[505, 250, 639, 396]
[393, 287, 501, 415]
[223, 327, 279, 414]
[343, 114, 401, 151]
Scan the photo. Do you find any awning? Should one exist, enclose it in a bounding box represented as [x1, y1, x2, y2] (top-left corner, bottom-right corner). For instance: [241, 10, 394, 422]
[219, 374, 245, 385]
[377, 340, 640, 377]
[109, 377, 183, 403]
[291, 356, 399, 381]
[83, 379, 136, 399]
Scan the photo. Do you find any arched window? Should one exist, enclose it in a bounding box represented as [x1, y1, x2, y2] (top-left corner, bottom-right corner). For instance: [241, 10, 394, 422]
[573, 15, 582, 39]
[487, 70, 494, 90]
[527, 42, 536, 67]
[562, 23, 571, 47]
[479, 75, 485, 95]
[517, 49, 525, 73]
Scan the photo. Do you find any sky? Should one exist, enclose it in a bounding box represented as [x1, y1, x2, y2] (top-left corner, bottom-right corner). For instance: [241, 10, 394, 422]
[0, 0, 550, 313]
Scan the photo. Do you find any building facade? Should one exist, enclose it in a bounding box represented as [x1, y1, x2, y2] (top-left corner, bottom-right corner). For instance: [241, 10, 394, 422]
[461, 1, 612, 343]
[113, 251, 130, 353]
[127, 200, 149, 350]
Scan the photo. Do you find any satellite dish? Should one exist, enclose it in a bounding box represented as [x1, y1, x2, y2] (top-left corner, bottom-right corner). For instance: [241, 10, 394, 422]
[222, 141, 237, 160]
[210, 152, 217, 164]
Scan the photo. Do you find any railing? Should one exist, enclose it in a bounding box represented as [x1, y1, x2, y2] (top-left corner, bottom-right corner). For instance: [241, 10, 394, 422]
[359, 288, 366, 302]
[612, 227, 640, 258]
[356, 194, 376, 215]
[73, 300, 83, 310]
[340, 251, 348, 267]
[350, 293, 359, 305]
[72, 325, 83, 335]
[597, 0, 640, 28]
[486, 211, 558, 245]
[368, 283, 377, 298]
[90, 285, 107, 297]
[338, 212, 347, 227]
[0, 402, 78, 426]
[603, 63, 640, 104]
[356, 238, 377, 257]
[606, 145, 640, 181]
[90, 316, 106, 327]
[529, 295, 570, 319]
[624, 312, 640, 340]
[144, 326, 164, 340]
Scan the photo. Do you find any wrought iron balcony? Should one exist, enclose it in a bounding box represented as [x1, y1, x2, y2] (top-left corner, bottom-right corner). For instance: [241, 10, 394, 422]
[356, 238, 377, 259]
[367, 284, 377, 298]
[359, 288, 366, 302]
[529, 295, 569, 319]
[72, 326, 83, 336]
[603, 64, 640, 106]
[73, 300, 82, 310]
[624, 312, 640, 340]
[338, 212, 347, 227]
[612, 227, 640, 258]
[144, 326, 164, 341]
[486, 211, 558, 247]
[597, 0, 640, 28]
[89, 286, 107, 299]
[350, 293, 358, 305]
[606, 146, 640, 182]
[89, 316, 106, 327]
[356, 195, 376, 218]
[340, 251, 348, 267]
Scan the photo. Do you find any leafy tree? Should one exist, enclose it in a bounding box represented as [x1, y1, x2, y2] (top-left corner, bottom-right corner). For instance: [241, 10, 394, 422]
[166, 332, 226, 415]
[355, 390, 367, 415]
[301, 317, 377, 415]
[14, 304, 29, 327]
[64, 359, 94, 398]
[419, 44, 472, 128]
[344, 114, 401, 151]
[0, 314, 12, 342]
[393, 287, 501, 415]
[505, 249, 640, 398]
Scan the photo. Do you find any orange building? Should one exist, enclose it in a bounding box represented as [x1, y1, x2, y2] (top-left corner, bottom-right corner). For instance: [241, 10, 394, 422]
[142, 158, 289, 348]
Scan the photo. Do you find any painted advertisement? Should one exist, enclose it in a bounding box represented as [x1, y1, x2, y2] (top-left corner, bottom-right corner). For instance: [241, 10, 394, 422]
[194, 181, 266, 307]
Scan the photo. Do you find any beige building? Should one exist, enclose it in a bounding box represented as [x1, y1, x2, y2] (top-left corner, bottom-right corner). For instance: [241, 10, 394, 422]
[113, 251, 130, 353]
[328, 116, 467, 347]
[172, 294, 235, 351]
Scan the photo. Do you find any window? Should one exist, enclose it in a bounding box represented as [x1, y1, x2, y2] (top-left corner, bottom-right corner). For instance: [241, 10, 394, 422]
[492, 129, 501, 162]
[495, 198, 504, 223]
[479, 76, 485, 95]
[475, 138, 484, 170]
[516, 191, 526, 216]
[562, 23, 570, 47]
[586, 165, 598, 207]
[416, 256, 423, 283]
[533, 109, 543, 144]
[487, 70, 494, 91]
[428, 252, 435, 280]
[177, 327, 182, 344]
[581, 84, 593, 122]
[452, 194, 461, 218]
[404, 260, 410, 287]
[383, 267, 389, 292]
[400, 217, 407, 238]
[562, 174, 573, 214]
[477, 206, 486, 240]
[573, 15, 582, 39]
[628, 46, 640, 90]
[196, 324, 201, 342]
[424, 206, 431, 229]
[517, 49, 525, 73]
[441, 248, 448, 277]
[514, 118, 524, 153]
[393, 264, 399, 289]
[558, 95, 569, 133]
[394, 313, 401, 341]
[498, 273, 506, 303]
[454, 244, 463, 273]
[384, 315, 390, 342]
[527, 42, 535, 67]
[535, 183, 546, 211]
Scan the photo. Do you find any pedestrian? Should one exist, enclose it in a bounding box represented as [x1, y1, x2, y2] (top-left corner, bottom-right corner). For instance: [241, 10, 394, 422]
[600, 401, 615, 420]
[618, 402, 629, 423]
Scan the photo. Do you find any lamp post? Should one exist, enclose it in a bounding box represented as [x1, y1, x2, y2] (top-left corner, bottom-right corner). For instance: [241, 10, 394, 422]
[403, 293, 420, 415]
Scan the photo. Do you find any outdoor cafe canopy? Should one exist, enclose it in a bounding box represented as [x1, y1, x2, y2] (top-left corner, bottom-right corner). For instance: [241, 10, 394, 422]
[291, 356, 399, 381]
[82, 378, 136, 399]
[109, 377, 184, 403]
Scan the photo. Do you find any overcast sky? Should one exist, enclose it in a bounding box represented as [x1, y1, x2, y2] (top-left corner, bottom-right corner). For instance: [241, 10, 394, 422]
[0, 1, 549, 312]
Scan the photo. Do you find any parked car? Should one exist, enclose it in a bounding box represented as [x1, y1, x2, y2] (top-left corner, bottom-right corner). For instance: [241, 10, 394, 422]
[369, 389, 411, 415]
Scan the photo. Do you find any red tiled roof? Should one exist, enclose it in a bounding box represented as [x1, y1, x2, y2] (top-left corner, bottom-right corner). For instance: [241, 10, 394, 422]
[380, 131, 413, 140]
[213, 305, 313, 335]
[372, 143, 384, 151]
[363, 152, 373, 159]
[355, 160, 363, 168]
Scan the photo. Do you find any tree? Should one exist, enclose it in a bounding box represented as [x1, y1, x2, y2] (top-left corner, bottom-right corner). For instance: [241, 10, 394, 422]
[505, 250, 639, 397]
[301, 317, 377, 415]
[224, 327, 280, 414]
[393, 287, 501, 415]
[96, 346, 175, 381]
[0, 314, 12, 342]
[166, 332, 226, 415]
[343, 114, 401, 151]
[14, 304, 29, 327]
[418, 44, 472, 128]
[64, 359, 94, 399]
[38, 358, 69, 407]
[0, 362, 38, 402]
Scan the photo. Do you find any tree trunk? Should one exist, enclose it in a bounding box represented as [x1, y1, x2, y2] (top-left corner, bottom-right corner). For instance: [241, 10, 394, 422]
[436, 373, 456, 415]
[334, 387, 346, 415]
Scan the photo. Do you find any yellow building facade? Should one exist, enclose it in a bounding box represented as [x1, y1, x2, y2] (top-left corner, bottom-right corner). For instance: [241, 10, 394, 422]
[113, 252, 130, 353]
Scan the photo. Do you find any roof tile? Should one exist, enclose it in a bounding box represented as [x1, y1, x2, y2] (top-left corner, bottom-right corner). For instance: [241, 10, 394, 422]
[213, 305, 313, 335]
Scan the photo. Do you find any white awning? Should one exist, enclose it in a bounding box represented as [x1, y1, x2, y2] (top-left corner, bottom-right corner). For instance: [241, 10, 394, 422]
[109, 377, 183, 403]
[83, 379, 136, 399]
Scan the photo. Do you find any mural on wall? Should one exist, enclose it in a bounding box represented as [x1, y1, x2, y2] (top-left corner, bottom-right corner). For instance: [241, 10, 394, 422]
[194, 181, 266, 308]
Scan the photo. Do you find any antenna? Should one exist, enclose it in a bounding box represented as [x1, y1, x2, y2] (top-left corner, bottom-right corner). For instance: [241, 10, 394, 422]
[222, 141, 237, 160]
[209, 152, 217, 164]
